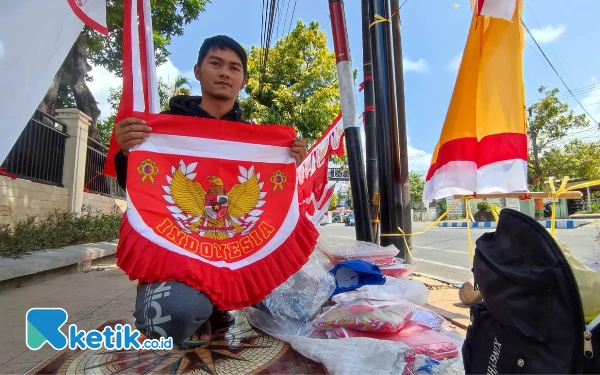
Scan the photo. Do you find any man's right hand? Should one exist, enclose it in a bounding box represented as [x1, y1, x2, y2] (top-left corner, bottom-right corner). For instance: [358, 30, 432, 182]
[115, 117, 152, 156]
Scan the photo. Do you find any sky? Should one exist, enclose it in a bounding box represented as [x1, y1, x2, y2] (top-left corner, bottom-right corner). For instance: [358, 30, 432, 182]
[89, 0, 600, 173]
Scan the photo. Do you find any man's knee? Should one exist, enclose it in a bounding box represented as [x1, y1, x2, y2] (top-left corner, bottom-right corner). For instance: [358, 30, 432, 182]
[133, 281, 213, 344]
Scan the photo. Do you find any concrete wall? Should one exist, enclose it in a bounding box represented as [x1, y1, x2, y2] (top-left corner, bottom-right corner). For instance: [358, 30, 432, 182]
[0, 176, 69, 226]
[82, 192, 127, 215]
[0, 176, 126, 226]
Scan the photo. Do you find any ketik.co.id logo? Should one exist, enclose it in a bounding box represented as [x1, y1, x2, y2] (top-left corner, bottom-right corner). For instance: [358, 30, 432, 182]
[26, 308, 172, 350]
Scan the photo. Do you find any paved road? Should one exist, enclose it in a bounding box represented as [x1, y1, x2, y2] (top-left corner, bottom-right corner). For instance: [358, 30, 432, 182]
[321, 222, 600, 283]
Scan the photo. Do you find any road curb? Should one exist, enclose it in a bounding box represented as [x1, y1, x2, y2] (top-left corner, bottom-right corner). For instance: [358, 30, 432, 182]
[0, 241, 118, 282]
[437, 219, 593, 229]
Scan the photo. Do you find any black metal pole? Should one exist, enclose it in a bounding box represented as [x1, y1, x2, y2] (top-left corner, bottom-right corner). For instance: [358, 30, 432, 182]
[390, 0, 412, 261]
[368, 0, 408, 258]
[361, 0, 378, 205]
[329, 0, 373, 242]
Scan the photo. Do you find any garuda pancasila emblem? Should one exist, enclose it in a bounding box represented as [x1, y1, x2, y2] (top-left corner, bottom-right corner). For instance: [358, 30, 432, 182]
[162, 161, 267, 240]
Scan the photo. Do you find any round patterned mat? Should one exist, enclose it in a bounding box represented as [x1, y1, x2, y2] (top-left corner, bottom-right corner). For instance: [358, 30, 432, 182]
[26, 315, 327, 375]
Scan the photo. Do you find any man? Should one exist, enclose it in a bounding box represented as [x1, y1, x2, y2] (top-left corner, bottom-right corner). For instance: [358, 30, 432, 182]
[112, 35, 307, 345]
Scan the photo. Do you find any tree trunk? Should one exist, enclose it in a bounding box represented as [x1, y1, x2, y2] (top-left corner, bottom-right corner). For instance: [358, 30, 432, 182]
[39, 32, 101, 140]
[37, 69, 64, 124]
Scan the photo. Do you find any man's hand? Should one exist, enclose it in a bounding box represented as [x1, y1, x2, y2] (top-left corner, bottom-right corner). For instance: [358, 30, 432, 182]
[291, 137, 307, 166]
[115, 117, 152, 156]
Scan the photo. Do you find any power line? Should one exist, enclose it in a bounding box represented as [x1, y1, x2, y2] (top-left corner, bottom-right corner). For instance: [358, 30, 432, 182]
[526, 84, 600, 104]
[282, 0, 292, 37]
[287, 0, 298, 34]
[522, 20, 598, 125]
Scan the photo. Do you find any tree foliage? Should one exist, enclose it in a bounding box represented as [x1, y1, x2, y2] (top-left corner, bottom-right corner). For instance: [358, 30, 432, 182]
[85, 0, 209, 76]
[527, 86, 590, 188]
[238, 20, 341, 143]
[540, 140, 600, 180]
[328, 193, 339, 211]
[409, 172, 425, 206]
[44, 0, 209, 137]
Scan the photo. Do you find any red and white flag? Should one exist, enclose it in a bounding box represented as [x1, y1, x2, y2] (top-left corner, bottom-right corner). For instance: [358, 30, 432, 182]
[104, 0, 159, 177]
[475, 0, 517, 21]
[117, 112, 319, 310]
[297, 114, 345, 224]
[0, 0, 107, 164]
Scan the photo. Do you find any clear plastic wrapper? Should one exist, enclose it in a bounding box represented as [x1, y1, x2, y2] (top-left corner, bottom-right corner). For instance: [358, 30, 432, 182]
[410, 307, 447, 330]
[381, 263, 416, 278]
[247, 307, 413, 375]
[328, 321, 460, 361]
[259, 249, 336, 323]
[312, 299, 416, 333]
[316, 228, 400, 266]
[409, 355, 462, 375]
[332, 277, 430, 306]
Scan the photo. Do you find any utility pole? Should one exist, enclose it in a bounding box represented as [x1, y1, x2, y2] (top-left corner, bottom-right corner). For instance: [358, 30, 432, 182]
[390, 0, 412, 260]
[361, 0, 378, 205]
[329, 0, 373, 242]
[368, 0, 408, 259]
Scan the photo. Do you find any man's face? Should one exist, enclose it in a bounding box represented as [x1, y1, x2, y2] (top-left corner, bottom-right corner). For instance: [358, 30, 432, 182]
[195, 47, 246, 101]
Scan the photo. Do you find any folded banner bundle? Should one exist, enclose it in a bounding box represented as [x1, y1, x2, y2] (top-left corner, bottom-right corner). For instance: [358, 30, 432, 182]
[116, 112, 319, 310]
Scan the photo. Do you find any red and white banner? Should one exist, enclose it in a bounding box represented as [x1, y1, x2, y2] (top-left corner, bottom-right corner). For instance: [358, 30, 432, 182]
[475, 0, 517, 21]
[104, 0, 159, 177]
[117, 112, 319, 310]
[0, 0, 107, 164]
[297, 114, 345, 224]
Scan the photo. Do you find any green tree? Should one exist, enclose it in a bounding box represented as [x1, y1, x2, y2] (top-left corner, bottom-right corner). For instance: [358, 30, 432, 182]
[527, 86, 590, 189]
[328, 193, 339, 211]
[540, 140, 600, 180]
[409, 172, 425, 207]
[238, 20, 341, 143]
[169, 75, 193, 97]
[41, 0, 209, 139]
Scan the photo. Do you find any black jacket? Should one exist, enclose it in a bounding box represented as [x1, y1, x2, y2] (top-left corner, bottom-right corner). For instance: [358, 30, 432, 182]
[114, 95, 246, 190]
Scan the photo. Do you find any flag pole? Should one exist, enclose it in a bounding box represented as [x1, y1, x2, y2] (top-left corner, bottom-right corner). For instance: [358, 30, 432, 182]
[328, 0, 373, 242]
[390, 0, 412, 261]
[368, 0, 408, 258]
[361, 0, 378, 206]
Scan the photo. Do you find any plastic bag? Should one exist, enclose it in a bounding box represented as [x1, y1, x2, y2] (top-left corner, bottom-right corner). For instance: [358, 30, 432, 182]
[247, 307, 413, 375]
[312, 299, 415, 333]
[411, 355, 462, 375]
[332, 277, 430, 306]
[557, 239, 600, 324]
[410, 308, 447, 330]
[259, 249, 336, 323]
[380, 263, 416, 279]
[316, 229, 400, 266]
[329, 321, 460, 361]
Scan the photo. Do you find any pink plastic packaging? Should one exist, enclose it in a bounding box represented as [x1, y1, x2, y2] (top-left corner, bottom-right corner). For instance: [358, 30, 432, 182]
[312, 300, 415, 333]
[329, 322, 459, 360]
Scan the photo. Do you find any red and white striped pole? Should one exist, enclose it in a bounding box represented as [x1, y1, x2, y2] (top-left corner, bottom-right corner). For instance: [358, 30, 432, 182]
[328, 0, 373, 242]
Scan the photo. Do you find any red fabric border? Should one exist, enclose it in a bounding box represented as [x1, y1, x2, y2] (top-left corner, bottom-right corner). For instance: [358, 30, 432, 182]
[425, 133, 527, 181]
[67, 0, 109, 36]
[129, 112, 295, 147]
[116, 211, 319, 310]
[307, 113, 344, 155]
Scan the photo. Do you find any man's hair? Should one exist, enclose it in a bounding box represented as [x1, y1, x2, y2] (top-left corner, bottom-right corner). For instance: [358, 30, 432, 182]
[197, 35, 248, 77]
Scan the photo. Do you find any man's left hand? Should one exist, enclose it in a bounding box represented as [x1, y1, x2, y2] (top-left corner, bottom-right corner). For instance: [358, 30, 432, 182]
[291, 138, 307, 166]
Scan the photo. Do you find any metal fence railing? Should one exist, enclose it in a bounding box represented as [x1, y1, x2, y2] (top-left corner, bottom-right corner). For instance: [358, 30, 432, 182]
[1, 109, 70, 186]
[85, 138, 126, 199]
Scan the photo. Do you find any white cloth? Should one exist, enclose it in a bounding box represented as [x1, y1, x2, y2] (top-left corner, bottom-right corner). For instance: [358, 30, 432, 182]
[0, 0, 107, 163]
